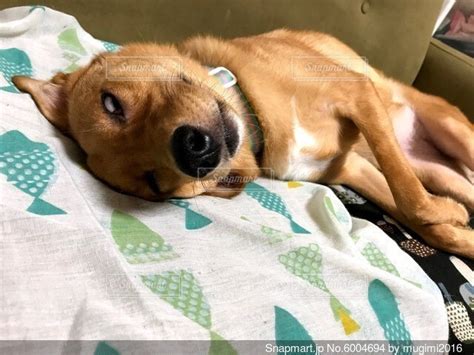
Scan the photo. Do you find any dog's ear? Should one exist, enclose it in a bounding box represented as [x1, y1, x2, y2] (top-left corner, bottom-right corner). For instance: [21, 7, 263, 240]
[12, 73, 70, 133]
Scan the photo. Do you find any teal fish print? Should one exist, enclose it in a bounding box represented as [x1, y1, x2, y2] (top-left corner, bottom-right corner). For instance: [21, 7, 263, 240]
[0, 48, 33, 93]
[0, 130, 66, 215]
[111, 210, 178, 264]
[368, 279, 412, 354]
[94, 341, 120, 355]
[274, 306, 318, 355]
[168, 199, 212, 230]
[102, 40, 120, 52]
[245, 182, 309, 234]
[29, 5, 46, 13]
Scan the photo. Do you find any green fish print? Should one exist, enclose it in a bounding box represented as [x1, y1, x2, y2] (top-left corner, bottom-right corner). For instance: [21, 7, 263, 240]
[111, 210, 178, 264]
[362, 243, 420, 288]
[208, 331, 238, 355]
[274, 306, 318, 355]
[245, 182, 310, 234]
[58, 28, 87, 73]
[142, 270, 237, 354]
[0, 48, 33, 93]
[0, 130, 66, 215]
[279, 244, 360, 335]
[168, 199, 212, 230]
[323, 195, 350, 228]
[102, 40, 121, 53]
[142, 270, 212, 328]
[361, 242, 400, 277]
[241, 216, 293, 245]
[368, 280, 412, 353]
[58, 28, 87, 55]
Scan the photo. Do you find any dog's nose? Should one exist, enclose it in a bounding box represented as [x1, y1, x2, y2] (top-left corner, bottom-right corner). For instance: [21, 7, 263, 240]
[171, 125, 221, 177]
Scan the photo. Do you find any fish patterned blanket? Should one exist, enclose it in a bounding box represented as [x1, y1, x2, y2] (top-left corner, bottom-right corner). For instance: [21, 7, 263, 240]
[0, 6, 449, 355]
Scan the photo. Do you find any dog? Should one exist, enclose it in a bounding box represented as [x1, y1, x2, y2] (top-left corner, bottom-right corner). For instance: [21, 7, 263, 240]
[13, 29, 474, 258]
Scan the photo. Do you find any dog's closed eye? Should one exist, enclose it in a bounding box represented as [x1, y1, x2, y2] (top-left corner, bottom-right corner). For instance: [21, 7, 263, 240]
[101, 92, 125, 121]
[180, 74, 192, 85]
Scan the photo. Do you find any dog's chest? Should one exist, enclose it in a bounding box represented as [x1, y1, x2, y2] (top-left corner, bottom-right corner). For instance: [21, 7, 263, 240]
[278, 97, 334, 181]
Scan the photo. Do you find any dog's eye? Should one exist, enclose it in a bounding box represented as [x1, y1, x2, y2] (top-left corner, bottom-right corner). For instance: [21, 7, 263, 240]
[101, 92, 124, 119]
[180, 74, 192, 85]
[144, 171, 161, 195]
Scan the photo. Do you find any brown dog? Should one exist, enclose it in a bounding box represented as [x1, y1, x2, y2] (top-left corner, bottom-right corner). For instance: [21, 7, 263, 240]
[13, 29, 474, 258]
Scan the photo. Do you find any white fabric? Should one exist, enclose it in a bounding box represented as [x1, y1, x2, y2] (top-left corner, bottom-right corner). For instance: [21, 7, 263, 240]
[0, 6, 448, 354]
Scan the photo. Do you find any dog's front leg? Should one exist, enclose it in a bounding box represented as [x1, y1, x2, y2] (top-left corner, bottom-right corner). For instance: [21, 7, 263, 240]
[328, 152, 474, 258]
[336, 82, 468, 228]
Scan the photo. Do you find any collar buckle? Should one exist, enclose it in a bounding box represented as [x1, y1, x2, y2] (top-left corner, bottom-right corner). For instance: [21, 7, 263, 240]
[208, 66, 237, 89]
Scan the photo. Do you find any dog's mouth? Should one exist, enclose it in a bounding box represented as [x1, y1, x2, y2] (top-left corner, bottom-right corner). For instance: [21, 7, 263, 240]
[145, 170, 161, 195]
[218, 100, 240, 157]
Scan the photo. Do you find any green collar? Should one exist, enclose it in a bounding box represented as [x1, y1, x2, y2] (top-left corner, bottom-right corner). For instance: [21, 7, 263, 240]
[208, 66, 264, 157]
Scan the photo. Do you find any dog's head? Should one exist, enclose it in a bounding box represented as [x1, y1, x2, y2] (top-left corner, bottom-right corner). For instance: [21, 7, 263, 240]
[13, 44, 259, 200]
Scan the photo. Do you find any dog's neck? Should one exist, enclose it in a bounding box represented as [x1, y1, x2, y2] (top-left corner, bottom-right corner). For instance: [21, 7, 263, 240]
[208, 67, 264, 158]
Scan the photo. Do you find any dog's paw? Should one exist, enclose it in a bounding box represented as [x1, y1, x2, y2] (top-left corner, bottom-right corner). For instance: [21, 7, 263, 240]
[414, 224, 474, 259]
[408, 195, 469, 227]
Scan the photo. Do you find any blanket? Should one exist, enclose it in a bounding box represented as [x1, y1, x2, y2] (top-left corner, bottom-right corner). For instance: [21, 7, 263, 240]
[0, 6, 449, 354]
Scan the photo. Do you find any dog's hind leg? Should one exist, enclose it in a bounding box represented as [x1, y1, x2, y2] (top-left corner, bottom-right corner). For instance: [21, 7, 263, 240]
[337, 81, 468, 228]
[410, 88, 473, 170]
[391, 86, 474, 210]
[327, 152, 474, 258]
[414, 162, 474, 211]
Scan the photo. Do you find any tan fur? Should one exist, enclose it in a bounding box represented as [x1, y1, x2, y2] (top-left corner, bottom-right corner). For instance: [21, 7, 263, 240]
[13, 29, 474, 258]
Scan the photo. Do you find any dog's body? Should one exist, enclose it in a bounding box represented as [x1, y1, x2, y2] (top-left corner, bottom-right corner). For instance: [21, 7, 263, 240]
[13, 29, 474, 258]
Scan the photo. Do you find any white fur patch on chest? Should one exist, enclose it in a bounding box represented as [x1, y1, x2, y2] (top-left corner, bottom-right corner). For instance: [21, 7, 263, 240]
[280, 97, 333, 180]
